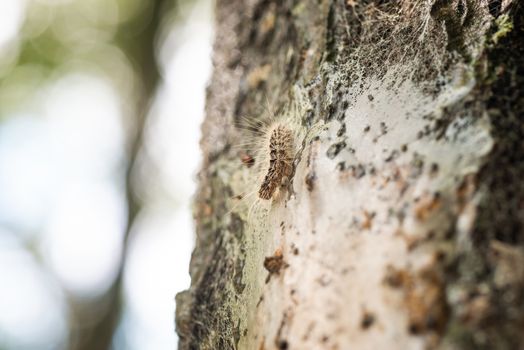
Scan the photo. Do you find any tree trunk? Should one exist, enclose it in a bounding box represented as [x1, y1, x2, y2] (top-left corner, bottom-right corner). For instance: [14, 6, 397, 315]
[176, 1, 524, 349]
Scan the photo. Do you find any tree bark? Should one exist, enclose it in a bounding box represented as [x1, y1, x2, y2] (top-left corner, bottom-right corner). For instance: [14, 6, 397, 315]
[176, 1, 524, 349]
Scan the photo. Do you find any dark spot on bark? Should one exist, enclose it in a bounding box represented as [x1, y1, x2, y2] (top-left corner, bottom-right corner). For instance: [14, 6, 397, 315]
[361, 311, 376, 330]
[410, 153, 425, 178]
[364, 125, 371, 132]
[275, 314, 290, 350]
[401, 144, 408, 152]
[327, 104, 337, 121]
[434, 250, 446, 262]
[264, 256, 283, 275]
[380, 122, 387, 134]
[425, 314, 439, 331]
[326, 141, 347, 159]
[383, 265, 406, 289]
[385, 150, 400, 162]
[257, 296, 264, 307]
[367, 94, 374, 101]
[337, 122, 347, 137]
[305, 172, 316, 191]
[361, 210, 375, 230]
[277, 340, 289, 350]
[264, 250, 287, 282]
[336, 161, 346, 171]
[430, 162, 439, 176]
[409, 323, 421, 335]
[352, 164, 366, 178]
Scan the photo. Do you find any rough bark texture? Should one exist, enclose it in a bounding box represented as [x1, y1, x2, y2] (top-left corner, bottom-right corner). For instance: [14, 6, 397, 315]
[176, 0, 524, 349]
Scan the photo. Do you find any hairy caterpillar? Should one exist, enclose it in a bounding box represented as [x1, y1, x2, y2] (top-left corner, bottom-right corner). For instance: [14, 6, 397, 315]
[233, 87, 323, 216]
[258, 123, 294, 200]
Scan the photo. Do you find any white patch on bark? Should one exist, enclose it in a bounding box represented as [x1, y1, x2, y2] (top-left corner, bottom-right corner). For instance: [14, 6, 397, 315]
[240, 66, 493, 349]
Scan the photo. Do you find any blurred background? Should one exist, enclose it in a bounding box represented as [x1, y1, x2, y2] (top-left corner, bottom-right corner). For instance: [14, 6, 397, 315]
[0, 0, 213, 349]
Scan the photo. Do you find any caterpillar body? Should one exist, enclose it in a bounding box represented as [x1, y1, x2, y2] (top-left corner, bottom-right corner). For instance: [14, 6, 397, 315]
[232, 87, 323, 217]
[258, 123, 295, 200]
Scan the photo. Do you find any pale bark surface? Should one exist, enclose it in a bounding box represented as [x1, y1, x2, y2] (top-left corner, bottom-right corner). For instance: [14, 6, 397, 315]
[176, 1, 524, 349]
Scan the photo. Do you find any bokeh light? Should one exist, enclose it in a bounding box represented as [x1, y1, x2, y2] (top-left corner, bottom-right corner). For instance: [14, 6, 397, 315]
[0, 0, 213, 348]
[0, 229, 68, 349]
[0, 1, 27, 50]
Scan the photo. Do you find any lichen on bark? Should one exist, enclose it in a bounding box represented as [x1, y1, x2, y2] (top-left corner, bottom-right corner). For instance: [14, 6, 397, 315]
[176, 1, 524, 349]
